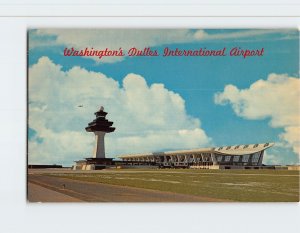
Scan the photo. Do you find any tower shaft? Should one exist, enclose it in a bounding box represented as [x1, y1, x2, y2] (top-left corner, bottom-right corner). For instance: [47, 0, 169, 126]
[93, 131, 106, 158]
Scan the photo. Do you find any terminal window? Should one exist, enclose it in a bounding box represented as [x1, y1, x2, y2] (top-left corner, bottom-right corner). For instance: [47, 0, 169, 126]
[225, 156, 231, 162]
[217, 156, 223, 162]
[242, 154, 250, 162]
[217, 155, 222, 162]
[252, 153, 260, 163]
[233, 156, 240, 162]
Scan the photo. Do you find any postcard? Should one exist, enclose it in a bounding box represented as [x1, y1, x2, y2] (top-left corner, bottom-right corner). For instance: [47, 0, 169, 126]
[27, 29, 299, 202]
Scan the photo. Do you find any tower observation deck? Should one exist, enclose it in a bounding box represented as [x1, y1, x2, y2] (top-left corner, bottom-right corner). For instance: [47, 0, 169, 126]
[85, 106, 115, 133]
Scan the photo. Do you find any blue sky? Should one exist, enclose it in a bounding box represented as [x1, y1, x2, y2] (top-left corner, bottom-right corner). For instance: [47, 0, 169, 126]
[28, 29, 299, 166]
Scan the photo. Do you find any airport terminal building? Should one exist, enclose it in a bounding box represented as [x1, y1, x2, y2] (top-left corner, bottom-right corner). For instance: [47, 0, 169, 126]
[74, 107, 275, 170]
[117, 143, 275, 169]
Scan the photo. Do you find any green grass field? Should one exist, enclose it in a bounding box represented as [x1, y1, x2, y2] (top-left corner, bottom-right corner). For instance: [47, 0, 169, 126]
[49, 169, 299, 202]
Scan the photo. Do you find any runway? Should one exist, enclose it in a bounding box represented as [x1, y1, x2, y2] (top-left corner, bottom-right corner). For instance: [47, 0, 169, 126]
[28, 174, 226, 202]
[28, 182, 82, 202]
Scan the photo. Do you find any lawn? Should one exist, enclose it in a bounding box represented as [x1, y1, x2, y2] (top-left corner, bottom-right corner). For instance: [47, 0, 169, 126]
[49, 169, 299, 202]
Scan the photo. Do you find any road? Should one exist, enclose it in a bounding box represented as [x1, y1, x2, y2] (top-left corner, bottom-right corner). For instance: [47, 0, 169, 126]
[28, 174, 227, 202]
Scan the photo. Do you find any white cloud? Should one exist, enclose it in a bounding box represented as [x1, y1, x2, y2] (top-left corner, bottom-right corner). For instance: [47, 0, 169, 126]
[195, 29, 294, 41]
[263, 151, 283, 165]
[214, 73, 300, 158]
[34, 29, 195, 48]
[28, 57, 211, 165]
[30, 29, 296, 63]
[279, 126, 300, 156]
[31, 29, 197, 63]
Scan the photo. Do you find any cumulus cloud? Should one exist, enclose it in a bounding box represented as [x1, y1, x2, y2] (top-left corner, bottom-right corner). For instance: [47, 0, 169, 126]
[29, 29, 296, 63]
[263, 151, 283, 165]
[214, 73, 300, 158]
[30, 29, 196, 63]
[28, 57, 211, 165]
[195, 29, 294, 41]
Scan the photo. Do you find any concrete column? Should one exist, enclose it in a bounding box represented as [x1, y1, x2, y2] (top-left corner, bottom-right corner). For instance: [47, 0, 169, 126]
[156, 156, 160, 164]
[177, 155, 181, 165]
[211, 153, 218, 165]
[93, 131, 106, 158]
[170, 155, 176, 164]
[192, 154, 196, 164]
[201, 154, 204, 165]
[195, 154, 200, 164]
[258, 151, 264, 166]
[184, 155, 189, 164]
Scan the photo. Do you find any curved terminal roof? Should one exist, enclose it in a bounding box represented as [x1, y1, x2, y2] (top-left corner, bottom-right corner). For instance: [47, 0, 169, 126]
[117, 142, 275, 159]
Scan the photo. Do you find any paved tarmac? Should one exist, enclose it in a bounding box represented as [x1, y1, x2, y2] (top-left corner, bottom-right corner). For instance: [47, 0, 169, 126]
[28, 182, 81, 202]
[28, 174, 226, 202]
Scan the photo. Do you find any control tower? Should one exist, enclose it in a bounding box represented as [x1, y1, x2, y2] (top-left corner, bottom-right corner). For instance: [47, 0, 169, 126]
[73, 106, 115, 170]
[85, 106, 115, 158]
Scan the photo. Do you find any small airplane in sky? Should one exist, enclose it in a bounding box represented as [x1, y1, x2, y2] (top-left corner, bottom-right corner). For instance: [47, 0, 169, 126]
[78, 105, 83, 107]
